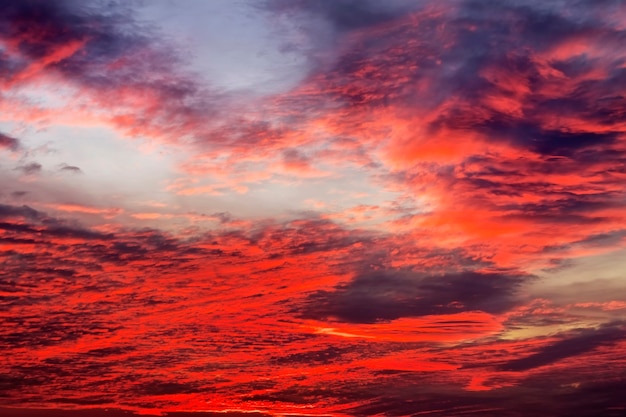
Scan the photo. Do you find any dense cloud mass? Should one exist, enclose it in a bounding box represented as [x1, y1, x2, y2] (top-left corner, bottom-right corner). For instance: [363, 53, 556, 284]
[1, 0, 625, 416]
[0, 132, 21, 151]
[302, 270, 528, 323]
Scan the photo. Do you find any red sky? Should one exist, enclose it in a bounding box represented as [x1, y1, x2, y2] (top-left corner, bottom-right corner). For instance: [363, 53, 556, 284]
[1, 0, 626, 416]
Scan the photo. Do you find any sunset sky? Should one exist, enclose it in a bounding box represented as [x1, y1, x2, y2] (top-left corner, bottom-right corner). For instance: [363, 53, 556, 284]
[1, 0, 626, 416]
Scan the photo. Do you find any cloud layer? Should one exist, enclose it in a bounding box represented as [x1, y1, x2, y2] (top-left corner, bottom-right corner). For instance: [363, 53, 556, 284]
[1, 0, 626, 416]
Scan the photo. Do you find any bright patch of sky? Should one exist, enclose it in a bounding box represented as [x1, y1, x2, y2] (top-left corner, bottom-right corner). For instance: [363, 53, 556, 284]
[137, 0, 312, 96]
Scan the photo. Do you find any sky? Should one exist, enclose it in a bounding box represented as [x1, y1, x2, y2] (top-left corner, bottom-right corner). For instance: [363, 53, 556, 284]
[1, 0, 626, 416]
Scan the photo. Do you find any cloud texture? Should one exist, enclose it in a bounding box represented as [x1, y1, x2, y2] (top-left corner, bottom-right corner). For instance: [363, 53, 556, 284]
[1, 0, 626, 416]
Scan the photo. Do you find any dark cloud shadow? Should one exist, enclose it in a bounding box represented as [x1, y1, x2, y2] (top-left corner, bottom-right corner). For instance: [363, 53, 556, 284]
[15, 162, 42, 175]
[300, 269, 528, 323]
[499, 322, 626, 372]
[0, 132, 21, 151]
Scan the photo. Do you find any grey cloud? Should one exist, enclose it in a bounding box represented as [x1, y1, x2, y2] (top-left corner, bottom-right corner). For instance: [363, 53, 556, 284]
[282, 148, 310, 164]
[271, 345, 353, 365]
[499, 322, 626, 372]
[0, 408, 160, 417]
[10, 191, 28, 199]
[59, 164, 82, 173]
[300, 269, 528, 323]
[133, 381, 200, 396]
[268, 0, 420, 32]
[0, 0, 218, 138]
[16, 162, 42, 175]
[0, 132, 21, 151]
[272, 0, 626, 165]
[0, 203, 45, 220]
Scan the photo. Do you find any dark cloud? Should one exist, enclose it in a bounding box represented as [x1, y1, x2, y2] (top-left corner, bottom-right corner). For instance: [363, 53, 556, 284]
[573, 229, 626, 247]
[275, 0, 626, 169]
[0, 204, 214, 311]
[0, 216, 113, 241]
[0, 0, 216, 138]
[165, 413, 273, 417]
[478, 120, 620, 157]
[0, 408, 160, 417]
[345, 378, 626, 417]
[0, 132, 21, 151]
[13, 377, 624, 417]
[0, 203, 45, 220]
[15, 162, 42, 175]
[1, 311, 121, 349]
[84, 346, 137, 357]
[59, 164, 82, 173]
[301, 269, 528, 323]
[282, 148, 310, 164]
[551, 378, 626, 417]
[133, 381, 200, 396]
[435, 3, 626, 156]
[499, 323, 626, 372]
[499, 193, 620, 222]
[259, 0, 427, 80]
[346, 392, 502, 417]
[244, 383, 366, 406]
[252, 217, 374, 256]
[0, 204, 133, 247]
[271, 345, 353, 365]
[0, 0, 138, 71]
[268, 0, 418, 32]
[10, 191, 28, 199]
[210, 211, 232, 224]
[47, 397, 113, 406]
